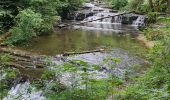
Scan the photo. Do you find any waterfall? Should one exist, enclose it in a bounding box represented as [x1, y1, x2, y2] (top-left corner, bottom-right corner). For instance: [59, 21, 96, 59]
[81, 3, 147, 26]
[74, 13, 79, 21]
[4, 81, 45, 100]
[82, 3, 123, 24]
[81, 2, 124, 24]
[133, 15, 146, 26]
[83, 3, 95, 8]
[113, 16, 122, 24]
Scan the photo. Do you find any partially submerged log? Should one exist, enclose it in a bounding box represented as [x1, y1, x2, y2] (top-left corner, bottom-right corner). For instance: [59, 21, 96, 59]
[62, 49, 105, 56]
[0, 47, 38, 58]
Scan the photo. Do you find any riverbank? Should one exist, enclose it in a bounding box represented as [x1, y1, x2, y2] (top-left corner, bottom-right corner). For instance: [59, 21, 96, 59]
[116, 17, 170, 99]
[1, 48, 148, 99]
[1, 1, 170, 99]
[136, 34, 154, 48]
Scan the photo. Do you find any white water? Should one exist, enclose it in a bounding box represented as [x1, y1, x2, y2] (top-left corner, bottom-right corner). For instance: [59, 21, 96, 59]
[4, 81, 45, 100]
[4, 2, 147, 99]
[133, 15, 146, 26]
[83, 3, 122, 24]
[82, 3, 146, 26]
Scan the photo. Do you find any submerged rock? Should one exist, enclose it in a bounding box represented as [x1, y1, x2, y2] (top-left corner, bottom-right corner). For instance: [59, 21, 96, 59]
[51, 49, 147, 87]
[68, 49, 146, 78]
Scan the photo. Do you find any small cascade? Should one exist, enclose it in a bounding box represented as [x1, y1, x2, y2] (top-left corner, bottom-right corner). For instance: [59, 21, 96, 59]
[74, 13, 79, 21]
[83, 3, 95, 8]
[81, 3, 124, 24]
[4, 81, 45, 100]
[103, 17, 112, 23]
[113, 16, 122, 24]
[70, 2, 146, 27]
[133, 15, 146, 26]
[84, 16, 102, 22]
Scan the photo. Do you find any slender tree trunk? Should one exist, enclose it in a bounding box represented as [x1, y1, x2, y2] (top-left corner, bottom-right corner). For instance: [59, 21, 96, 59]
[149, 0, 154, 12]
[167, 0, 170, 14]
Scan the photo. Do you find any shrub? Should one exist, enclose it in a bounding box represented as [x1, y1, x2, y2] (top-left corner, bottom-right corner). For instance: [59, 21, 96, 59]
[147, 12, 158, 24]
[1, 0, 84, 45]
[109, 0, 128, 10]
[118, 18, 170, 100]
[5, 9, 43, 45]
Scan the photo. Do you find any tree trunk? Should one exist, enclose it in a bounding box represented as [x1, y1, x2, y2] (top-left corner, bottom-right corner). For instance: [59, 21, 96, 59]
[148, 0, 154, 12]
[167, 0, 170, 14]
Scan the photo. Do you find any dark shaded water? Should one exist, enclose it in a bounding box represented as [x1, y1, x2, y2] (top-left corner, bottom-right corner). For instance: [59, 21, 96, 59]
[19, 23, 147, 56]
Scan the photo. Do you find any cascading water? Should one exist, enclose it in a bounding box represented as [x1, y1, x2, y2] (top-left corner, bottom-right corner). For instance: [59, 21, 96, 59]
[82, 4, 124, 24]
[74, 13, 79, 21]
[81, 3, 146, 27]
[113, 16, 122, 24]
[133, 15, 146, 26]
[4, 81, 45, 100]
[4, 2, 148, 99]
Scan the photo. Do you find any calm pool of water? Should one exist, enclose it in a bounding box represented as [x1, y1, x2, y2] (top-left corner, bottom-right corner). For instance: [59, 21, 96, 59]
[19, 23, 147, 56]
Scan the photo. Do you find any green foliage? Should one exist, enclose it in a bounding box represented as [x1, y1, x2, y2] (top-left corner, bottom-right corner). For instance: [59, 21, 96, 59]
[118, 18, 170, 100]
[108, 0, 128, 10]
[147, 12, 158, 24]
[44, 81, 66, 96]
[41, 69, 56, 80]
[0, 0, 17, 34]
[158, 17, 170, 25]
[0, 53, 13, 63]
[119, 0, 168, 13]
[145, 17, 170, 41]
[5, 9, 43, 45]
[0, 67, 18, 99]
[38, 58, 123, 100]
[46, 79, 110, 100]
[0, 53, 18, 98]
[124, 0, 150, 12]
[1, 0, 85, 45]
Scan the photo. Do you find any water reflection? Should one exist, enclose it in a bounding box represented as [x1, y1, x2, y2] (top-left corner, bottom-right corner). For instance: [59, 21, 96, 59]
[20, 23, 147, 56]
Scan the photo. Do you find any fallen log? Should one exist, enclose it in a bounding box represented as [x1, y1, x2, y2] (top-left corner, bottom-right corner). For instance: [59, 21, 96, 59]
[3, 62, 25, 69]
[0, 46, 47, 69]
[62, 48, 105, 56]
[0, 47, 39, 59]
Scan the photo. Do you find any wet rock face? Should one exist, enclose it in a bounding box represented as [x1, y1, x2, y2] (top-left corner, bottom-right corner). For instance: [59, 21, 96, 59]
[66, 2, 147, 27]
[67, 12, 95, 21]
[121, 16, 138, 25]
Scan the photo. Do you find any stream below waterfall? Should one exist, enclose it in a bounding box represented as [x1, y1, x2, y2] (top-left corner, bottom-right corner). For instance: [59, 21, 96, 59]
[18, 2, 147, 56]
[3, 2, 150, 100]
